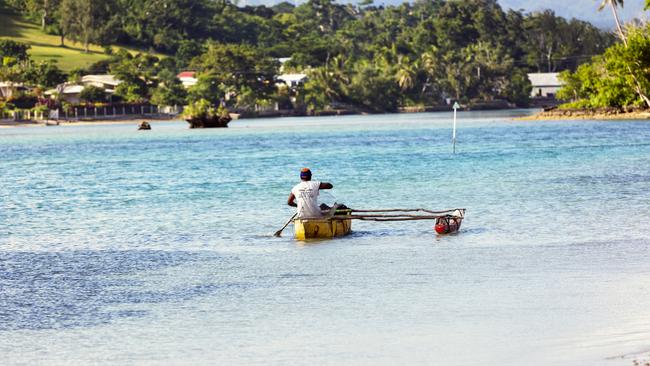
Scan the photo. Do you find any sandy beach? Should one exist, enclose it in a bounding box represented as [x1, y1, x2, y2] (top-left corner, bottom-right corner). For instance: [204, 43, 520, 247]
[0, 116, 178, 128]
[517, 108, 650, 121]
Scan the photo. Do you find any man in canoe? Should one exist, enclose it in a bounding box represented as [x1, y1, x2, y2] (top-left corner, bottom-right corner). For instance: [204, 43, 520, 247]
[287, 168, 333, 218]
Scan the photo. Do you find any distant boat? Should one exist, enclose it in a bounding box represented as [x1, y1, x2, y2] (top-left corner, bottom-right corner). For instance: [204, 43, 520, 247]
[138, 121, 151, 130]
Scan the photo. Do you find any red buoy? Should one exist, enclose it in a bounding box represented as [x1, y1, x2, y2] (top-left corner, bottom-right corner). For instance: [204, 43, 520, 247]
[435, 215, 462, 234]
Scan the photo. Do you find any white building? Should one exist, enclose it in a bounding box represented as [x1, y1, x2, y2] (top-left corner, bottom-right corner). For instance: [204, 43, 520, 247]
[44, 84, 85, 104]
[528, 73, 562, 98]
[81, 75, 122, 94]
[177, 71, 198, 89]
[0, 82, 27, 98]
[277, 73, 308, 88]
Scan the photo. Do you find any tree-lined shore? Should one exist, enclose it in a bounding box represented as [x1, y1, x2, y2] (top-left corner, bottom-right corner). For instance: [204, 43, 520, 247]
[0, 0, 640, 119]
[537, 0, 650, 120]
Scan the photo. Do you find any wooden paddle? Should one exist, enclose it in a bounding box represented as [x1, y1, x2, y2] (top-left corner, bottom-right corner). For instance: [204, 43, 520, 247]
[274, 213, 297, 237]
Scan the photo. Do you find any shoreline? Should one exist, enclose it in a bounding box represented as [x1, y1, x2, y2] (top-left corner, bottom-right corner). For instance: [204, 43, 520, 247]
[0, 115, 177, 128]
[517, 108, 650, 121]
[0, 102, 522, 128]
[6, 107, 648, 128]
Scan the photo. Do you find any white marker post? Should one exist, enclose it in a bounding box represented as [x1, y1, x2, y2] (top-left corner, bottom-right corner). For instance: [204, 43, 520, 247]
[452, 101, 460, 154]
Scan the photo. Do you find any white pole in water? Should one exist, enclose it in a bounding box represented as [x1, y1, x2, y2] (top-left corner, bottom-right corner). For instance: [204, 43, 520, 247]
[452, 101, 460, 154]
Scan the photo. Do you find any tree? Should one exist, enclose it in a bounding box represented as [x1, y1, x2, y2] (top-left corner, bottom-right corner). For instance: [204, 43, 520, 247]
[187, 71, 223, 105]
[346, 58, 400, 112]
[502, 68, 531, 106]
[5, 0, 60, 30]
[110, 51, 160, 103]
[59, 0, 115, 53]
[0, 40, 31, 63]
[598, 0, 627, 46]
[603, 25, 650, 107]
[395, 55, 416, 92]
[556, 24, 650, 108]
[80, 85, 107, 103]
[33, 0, 60, 30]
[22, 60, 66, 88]
[150, 70, 187, 106]
[190, 42, 279, 106]
[116, 0, 211, 52]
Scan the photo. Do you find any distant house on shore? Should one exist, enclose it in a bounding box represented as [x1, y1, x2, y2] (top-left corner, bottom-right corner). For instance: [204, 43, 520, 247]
[45, 75, 121, 103]
[44, 84, 85, 104]
[81, 75, 122, 94]
[177, 71, 198, 89]
[528, 73, 562, 98]
[277, 73, 308, 88]
[0, 82, 28, 98]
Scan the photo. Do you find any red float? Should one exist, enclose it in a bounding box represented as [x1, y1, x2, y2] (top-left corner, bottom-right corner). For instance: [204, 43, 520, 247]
[434, 215, 463, 234]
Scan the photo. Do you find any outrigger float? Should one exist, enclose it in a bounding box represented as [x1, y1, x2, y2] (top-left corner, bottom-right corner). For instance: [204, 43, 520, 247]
[292, 207, 465, 240]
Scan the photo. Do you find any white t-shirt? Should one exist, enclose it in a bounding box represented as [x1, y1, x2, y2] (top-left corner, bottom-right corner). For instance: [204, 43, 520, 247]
[291, 180, 322, 218]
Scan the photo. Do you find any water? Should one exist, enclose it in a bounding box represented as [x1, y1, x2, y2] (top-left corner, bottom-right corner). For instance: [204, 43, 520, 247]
[2, 110, 650, 365]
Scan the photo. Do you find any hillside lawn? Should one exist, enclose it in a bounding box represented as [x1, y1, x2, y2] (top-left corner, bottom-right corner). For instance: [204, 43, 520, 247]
[0, 3, 160, 71]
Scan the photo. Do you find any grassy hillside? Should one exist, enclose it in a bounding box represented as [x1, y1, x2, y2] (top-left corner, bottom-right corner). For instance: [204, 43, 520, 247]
[0, 3, 158, 71]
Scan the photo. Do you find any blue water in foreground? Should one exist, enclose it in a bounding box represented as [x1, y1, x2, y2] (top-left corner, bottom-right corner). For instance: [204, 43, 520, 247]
[2, 110, 650, 365]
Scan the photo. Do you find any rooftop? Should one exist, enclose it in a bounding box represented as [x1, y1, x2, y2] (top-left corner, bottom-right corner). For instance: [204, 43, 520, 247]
[527, 73, 562, 87]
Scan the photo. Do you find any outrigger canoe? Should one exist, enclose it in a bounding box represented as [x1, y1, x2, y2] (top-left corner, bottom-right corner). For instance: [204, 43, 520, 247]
[291, 207, 465, 240]
[294, 208, 352, 240]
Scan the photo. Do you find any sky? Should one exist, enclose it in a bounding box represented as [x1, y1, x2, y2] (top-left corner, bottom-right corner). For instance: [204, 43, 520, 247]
[500, 0, 646, 28]
[239, 0, 648, 30]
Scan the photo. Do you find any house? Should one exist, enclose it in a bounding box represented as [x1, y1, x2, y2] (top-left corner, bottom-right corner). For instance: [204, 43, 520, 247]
[277, 73, 308, 88]
[0, 82, 28, 99]
[528, 73, 562, 98]
[81, 75, 122, 94]
[44, 84, 85, 104]
[177, 71, 197, 89]
[45, 75, 120, 103]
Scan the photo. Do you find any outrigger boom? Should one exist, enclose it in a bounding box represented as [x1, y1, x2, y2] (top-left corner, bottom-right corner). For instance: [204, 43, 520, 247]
[331, 208, 465, 222]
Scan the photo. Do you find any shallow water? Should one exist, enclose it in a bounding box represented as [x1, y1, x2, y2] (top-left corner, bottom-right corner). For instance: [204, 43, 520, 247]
[2, 110, 650, 365]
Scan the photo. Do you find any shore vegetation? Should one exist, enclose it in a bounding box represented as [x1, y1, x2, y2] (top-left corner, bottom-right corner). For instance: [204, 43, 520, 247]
[550, 0, 650, 117]
[0, 0, 622, 118]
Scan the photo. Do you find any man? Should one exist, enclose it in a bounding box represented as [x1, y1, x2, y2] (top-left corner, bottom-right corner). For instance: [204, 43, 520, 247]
[287, 168, 333, 218]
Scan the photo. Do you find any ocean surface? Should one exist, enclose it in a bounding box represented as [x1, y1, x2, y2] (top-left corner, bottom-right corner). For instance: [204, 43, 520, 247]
[2, 110, 650, 365]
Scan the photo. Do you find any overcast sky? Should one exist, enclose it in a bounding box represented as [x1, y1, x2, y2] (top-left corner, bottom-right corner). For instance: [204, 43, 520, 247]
[240, 0, 647, 30]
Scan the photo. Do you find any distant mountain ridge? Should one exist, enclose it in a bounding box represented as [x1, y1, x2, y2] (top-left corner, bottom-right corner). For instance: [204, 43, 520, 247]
[240, 0, 647, 30]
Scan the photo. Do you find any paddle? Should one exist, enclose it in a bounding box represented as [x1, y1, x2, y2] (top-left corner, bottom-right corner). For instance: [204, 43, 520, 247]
[274, 213, 297, 237]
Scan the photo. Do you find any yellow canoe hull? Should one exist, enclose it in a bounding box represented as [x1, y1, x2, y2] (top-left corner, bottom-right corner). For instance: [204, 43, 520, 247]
[294, 217, 352, 240]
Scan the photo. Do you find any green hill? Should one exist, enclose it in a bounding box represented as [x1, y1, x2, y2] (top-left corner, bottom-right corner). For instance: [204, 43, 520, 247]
[0, 3, 155, 71]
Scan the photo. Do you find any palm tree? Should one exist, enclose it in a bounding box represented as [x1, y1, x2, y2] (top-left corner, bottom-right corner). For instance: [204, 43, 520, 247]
[420, 46, 441, 98]
[395, 55, 416, 91]
[598, 0, 650, 106]
[598, 0, 627, 46]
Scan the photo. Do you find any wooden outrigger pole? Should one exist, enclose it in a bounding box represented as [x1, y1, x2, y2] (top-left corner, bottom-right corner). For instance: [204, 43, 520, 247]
[331, 208, 464, 221]
[330, 208, 466, 233]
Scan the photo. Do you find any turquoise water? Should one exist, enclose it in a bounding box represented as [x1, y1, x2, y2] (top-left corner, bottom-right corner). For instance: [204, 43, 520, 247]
[2, 111, 650, 365]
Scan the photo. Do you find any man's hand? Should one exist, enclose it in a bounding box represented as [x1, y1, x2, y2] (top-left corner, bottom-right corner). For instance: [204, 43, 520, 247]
[287, 192, 297, 207]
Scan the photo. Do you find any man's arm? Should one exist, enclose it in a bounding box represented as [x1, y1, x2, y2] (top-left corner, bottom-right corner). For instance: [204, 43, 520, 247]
[287, 192, 297, 207]
[319, 182, 333, 189]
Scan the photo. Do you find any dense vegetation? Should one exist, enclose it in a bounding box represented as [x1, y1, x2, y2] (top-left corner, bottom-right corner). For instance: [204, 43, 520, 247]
[1, 0, 618, 115]
[557, 1, 650, 110]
